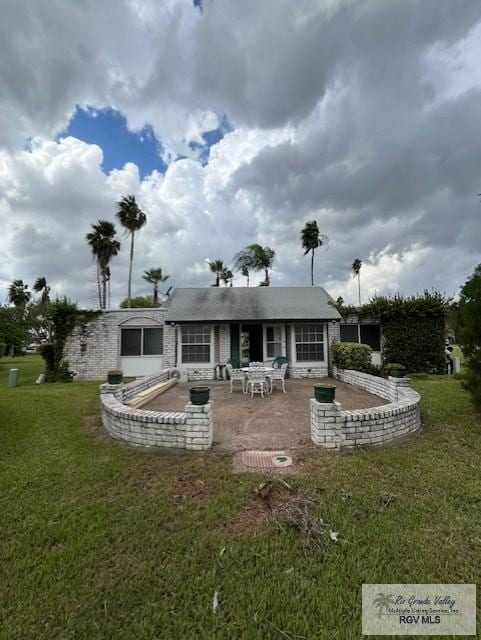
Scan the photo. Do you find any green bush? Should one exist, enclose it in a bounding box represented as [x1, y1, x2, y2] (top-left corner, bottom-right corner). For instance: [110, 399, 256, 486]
[0, 342, 5, 357]
[337, 291, 448, 373]
[453, 264, 481, 410]
[332, 342, 373, 372]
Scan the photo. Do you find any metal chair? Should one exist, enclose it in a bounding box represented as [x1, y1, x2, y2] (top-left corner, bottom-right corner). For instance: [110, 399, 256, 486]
[246, 370, 268, 398]
[226, 363, 246, 393]
[269, 363, 288, 393]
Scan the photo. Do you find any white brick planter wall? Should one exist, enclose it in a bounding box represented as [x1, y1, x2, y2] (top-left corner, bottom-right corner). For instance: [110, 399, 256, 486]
[100, 370, 213, 450]
[310, 367, 421, 450]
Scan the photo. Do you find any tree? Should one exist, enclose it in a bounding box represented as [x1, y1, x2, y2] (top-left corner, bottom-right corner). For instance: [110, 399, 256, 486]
[454, 263, 481, 409]
[142, 268, 170, 304]
[116, 195, 147, 307]
[241, 265, 250, 287]
[33, 277, 50, 307]
[86, 220, 120, 309]
[7, 279, 31, 307]
[234, 244, 275, 286]
[352, 258, 363, 343]
[220, 268, 233, 287]
[352, 259, 362, 306]
[120, 295, 160, 308]
[208, 260, 226, 287]
[300, 221, 329, 286]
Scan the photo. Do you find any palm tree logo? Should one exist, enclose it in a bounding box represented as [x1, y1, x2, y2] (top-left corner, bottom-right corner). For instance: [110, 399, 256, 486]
[373, 593, 395, 618]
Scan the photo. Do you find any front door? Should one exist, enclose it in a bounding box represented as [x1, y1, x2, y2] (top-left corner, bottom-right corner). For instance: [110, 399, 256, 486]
[241, 324, 264, 364]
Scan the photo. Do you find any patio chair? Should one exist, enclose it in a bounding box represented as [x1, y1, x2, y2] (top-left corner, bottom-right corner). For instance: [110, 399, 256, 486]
[246, 370, 269, 398]
[269, 363, 288, 393]
[226, 363, 246, 393]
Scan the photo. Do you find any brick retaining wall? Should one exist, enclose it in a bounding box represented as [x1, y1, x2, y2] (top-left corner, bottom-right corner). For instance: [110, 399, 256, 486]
[100, 369, 213, 450]
[310, 368, 421, 449]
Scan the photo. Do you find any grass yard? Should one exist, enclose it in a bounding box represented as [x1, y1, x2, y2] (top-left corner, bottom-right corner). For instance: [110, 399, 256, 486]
[0, 355, 480, 639]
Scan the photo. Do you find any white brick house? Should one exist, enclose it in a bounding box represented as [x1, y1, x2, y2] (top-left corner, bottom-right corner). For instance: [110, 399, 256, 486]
[65, 286, 382, 380]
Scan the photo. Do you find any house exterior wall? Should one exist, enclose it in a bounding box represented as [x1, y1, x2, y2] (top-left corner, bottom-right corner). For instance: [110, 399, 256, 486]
[66, 309, 344, 381]
[64, 308, 166, 380]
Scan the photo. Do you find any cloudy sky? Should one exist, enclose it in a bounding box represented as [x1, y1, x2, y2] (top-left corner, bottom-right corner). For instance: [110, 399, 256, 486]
[1, 0, 481, 308]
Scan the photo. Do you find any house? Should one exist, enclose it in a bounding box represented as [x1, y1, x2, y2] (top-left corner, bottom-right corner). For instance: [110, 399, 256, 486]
[65, 286, 382, 380]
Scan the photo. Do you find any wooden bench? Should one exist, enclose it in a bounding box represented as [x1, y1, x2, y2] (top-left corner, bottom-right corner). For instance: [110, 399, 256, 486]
[127, 378, 177, 409]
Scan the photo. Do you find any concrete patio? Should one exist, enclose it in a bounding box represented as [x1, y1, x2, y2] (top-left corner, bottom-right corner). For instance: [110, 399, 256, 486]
[143, 377, 385, 451]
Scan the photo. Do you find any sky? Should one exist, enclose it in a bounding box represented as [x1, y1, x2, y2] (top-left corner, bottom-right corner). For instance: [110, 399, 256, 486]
[1, 0, 481, 308]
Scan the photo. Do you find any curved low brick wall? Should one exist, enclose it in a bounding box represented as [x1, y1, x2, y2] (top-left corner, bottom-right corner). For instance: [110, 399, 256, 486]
[310, 367, 421, 449]
[100, 370, 213, 450]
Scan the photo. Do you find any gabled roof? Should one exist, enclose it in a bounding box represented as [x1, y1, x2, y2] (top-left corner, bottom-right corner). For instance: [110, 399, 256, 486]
[164, 286, 341, 322]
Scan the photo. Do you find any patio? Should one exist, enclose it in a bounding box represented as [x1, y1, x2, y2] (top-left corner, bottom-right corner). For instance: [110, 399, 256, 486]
[143, 377, 385, 451]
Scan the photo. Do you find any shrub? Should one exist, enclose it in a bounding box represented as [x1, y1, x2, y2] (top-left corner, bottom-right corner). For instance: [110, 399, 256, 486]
[453, 264, 481, 410]
[332, 342, 372, 372]
[0, 342, 5, 357]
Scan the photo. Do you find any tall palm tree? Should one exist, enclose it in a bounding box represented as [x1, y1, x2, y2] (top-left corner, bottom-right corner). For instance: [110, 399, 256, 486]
[208, 260, 226, 287]
[7, 279, 31, 307]
[220, 268, 233, 287]
[352, 258, 362, 306]
[241, 265, 250, 287]
[234, 244, 275, 286]
[86, 220, 120, 309]
[33, 277, 50, 307]
[142, 268, 170, 304]
[352, 258, 363, 343]
[116, 195, 147, 307]
[300, 220, 329, 286]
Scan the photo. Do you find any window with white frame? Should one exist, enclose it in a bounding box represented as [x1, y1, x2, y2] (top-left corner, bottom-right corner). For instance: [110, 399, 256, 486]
[181, 325, 211, 363]
[266, 326, 282, 358]
[294, 323, 324, 361]
[120, 327, 163, 356]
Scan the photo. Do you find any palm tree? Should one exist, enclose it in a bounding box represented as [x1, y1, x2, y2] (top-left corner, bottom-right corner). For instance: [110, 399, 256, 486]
[241, 265, 250, 287]
[352, 258, 362, 306]
[352, 258, 363, 343]
[234, 244, 275, 286]
[300, 221, 329, 286]
[208, 260, 226, 286]
[86, 220, 121, 309]
[142, 268, 170, 304]
[33, 277, 50, 307]
[220, 268, 233, 287]
[116, 195, 147, 307]
[7, 280, 31, 307]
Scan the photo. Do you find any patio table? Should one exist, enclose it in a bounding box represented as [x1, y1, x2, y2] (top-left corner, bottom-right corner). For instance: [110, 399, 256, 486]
[240, 367, 274, 374]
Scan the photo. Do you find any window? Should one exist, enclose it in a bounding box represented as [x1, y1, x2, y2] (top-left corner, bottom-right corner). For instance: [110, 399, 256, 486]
[360, 325, 381, 351]
[295, 323, 324, 361]
[340, 324, 381, 351]
[121, 327, 163, 356]
[266, 326, 282, 358]
[340, 324, 359, 343]
[181, 325, 211, 363]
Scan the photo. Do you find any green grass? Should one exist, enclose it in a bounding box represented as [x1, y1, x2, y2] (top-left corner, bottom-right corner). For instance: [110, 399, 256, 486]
[0, 356, 480, 639]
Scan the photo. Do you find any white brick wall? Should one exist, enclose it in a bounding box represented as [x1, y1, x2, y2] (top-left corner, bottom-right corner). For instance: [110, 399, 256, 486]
[310, 368, 421, 449]
[289, 365, 328, 378]
[100, 369, 213, 450]
[64, 308, 173, 380]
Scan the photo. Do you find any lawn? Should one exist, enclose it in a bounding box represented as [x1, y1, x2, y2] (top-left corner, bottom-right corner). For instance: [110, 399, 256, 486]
[0, 355, 480, 639]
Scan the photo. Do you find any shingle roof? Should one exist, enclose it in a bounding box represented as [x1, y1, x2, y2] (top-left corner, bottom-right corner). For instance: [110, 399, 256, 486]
[164, 287, 341, 322]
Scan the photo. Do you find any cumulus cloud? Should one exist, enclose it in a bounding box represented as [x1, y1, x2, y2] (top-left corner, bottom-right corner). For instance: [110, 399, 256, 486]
[0, 0, 481, 305]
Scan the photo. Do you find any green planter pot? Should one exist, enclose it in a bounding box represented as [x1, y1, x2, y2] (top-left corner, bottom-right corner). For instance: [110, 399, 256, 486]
[189, 386, 210, 405]
[389, 369, 405, 378]
[314, 384, 336, 403]
[107, 372, 123, 385]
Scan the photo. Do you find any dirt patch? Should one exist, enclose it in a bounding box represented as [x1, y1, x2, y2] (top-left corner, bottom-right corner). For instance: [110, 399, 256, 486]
[220, 499, 271, 538]
[171, 472, 217, 503]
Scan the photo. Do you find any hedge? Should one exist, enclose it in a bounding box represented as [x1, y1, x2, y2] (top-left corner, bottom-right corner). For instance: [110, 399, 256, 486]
[332, 342, 372, 372]
[334, 290, 448, 373]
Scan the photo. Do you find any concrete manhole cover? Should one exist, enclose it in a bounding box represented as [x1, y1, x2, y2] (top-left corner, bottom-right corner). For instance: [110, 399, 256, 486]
[239, 450, 293, 469]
